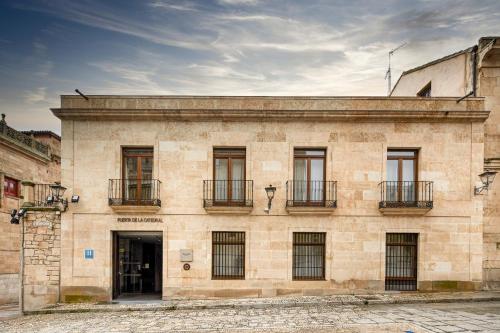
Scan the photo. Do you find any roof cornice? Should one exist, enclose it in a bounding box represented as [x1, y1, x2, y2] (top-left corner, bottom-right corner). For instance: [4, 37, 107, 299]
[51, 96, 488, 123]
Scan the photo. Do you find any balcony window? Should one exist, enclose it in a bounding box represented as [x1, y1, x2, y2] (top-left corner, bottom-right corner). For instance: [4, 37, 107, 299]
[204, 148, 253, 209]
[286, 148, 336, 208]
[386, 149, 418, 202]
[108, 147, 161, 207]
[380, 149, 432, 213]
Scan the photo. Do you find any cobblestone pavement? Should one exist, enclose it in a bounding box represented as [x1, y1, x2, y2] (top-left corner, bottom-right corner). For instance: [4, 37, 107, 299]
[1, 301, 500, 332]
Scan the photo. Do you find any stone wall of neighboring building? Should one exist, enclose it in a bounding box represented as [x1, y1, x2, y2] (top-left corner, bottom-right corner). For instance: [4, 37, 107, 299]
[478, 39, 500, 288]
[53, 96, 487, 301]
[22, 209, 61, 311]
[391, 51, 471, 97]
[391, 37, 500, 290]
[0, 115, 61, 305]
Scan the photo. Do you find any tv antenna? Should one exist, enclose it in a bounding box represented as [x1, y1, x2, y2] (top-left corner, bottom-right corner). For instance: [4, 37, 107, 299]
[385, 42, 407, 96]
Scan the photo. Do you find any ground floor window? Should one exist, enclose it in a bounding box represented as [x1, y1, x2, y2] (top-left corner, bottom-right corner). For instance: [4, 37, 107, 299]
[292, 232, 326, 280]
[212, 231, 245, 279]
[385, 233, 418, 291]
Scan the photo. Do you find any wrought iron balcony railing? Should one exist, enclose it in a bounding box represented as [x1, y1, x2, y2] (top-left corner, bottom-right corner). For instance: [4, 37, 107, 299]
[108, 179, 161, 206]
[379, 181, 433, 209]
[203, 180, 253, 207]
[33, 183, 53, 207]
[286, 180, 337, 208]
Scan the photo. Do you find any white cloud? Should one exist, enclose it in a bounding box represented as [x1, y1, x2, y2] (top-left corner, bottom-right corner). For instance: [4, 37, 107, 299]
[217, 0, 259, 5]
[24, 87, 47, 103]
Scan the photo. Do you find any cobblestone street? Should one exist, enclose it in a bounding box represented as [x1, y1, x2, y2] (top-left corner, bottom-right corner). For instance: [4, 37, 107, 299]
[1, 301, 500, 332]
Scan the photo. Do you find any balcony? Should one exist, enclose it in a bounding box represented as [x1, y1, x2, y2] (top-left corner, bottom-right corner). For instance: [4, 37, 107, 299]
[379, 181, 433, 215]
[285, 180, 337, 215]
[108, 179, 161, 213]
[203, 180, 253, 214]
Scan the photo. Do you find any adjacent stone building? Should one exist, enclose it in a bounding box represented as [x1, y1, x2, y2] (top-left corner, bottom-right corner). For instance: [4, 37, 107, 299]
[50, 95, 488, 302]
[392, 36, 500, 288]
[0, 114, 61, 304]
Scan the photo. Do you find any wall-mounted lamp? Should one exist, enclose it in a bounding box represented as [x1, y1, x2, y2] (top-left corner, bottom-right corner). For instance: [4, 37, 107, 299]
[46, 182, 80, 211]
[10, 208, 27, 224]
[474, 170, 497, 195]
[264, 184, 276, 213]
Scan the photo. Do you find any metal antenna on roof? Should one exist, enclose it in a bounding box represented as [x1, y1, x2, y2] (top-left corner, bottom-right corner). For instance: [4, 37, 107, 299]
[385, 42, 407, 96]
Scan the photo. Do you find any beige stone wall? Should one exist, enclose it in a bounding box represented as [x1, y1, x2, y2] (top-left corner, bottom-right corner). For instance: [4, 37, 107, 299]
[22, 210, 61, 311]
[0, 138, 60, 305]
[478, 41, 500, 288]
[391, 52, 469, 97]
[56, 98, 486, 300]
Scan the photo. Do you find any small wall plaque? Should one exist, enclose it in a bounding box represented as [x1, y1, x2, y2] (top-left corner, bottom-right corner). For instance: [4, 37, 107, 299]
[84, 249, 94, 260]
[180, 249, 193, 262]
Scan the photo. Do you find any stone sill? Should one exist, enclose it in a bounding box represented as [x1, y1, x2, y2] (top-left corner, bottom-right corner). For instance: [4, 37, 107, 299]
[110, 205, 161, 214]
[286, 206, 336, 215]
[204, 206, 253, 215]
[379, 207, 432, 216]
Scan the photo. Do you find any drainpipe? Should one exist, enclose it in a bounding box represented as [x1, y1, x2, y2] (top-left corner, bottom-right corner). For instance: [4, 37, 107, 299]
[19, 211, 25, 313]
[472, 45, 478, 97]
[457, 45, 479, 103]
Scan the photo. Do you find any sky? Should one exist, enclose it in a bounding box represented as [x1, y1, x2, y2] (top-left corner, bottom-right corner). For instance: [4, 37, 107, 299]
[0, 0, 499, 134]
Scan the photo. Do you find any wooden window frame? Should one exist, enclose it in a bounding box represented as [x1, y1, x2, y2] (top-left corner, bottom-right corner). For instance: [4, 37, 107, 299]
[211, 231, 245, 280]
[387, 149, 418, 202]
[4, 176, 19, 198]
[292, 232, 326, 281]
[293, 148, 326, 206]
[212, 148, 246, 205]
[121, 147, 154, 205]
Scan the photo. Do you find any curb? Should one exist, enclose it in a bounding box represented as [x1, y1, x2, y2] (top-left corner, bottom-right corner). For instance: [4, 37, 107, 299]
[23, 296, 500, 316]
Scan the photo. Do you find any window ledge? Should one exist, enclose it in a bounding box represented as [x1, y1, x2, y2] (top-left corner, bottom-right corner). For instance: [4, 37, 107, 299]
[110, 205, 161, 214]
[204, 206, 253, 215]
[379, 207, 432, 216]
[286, 206, 336, 215]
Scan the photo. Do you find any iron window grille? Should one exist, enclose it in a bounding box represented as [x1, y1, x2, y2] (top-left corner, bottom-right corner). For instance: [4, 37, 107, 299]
[385, 233, 418, 291]
[212, 231, 245, 280]
[292, 232, 326, 280]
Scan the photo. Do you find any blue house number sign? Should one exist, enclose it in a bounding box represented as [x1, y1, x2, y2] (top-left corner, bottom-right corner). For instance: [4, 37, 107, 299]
[84, 249, 94, 260]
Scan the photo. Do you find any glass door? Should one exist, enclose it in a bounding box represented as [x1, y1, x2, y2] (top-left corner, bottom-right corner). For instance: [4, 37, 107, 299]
[122, 148, 153, 205]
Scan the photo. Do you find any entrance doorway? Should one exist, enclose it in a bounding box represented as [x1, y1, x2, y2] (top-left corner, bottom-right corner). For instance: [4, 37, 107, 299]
[112, 231, 163, 300]
[385, 233, 418, 291]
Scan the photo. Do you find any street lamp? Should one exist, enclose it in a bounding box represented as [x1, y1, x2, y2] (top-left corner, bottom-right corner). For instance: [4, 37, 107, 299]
[49, 182, 67, 199]
[474, 170, 497, 195]
[265, 184, 276, 213]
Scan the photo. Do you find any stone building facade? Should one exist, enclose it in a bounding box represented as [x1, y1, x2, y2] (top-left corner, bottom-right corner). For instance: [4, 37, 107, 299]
[392, 37, 500, 288]
[51, 95, 488, 302]
[0, 114, 61, 304]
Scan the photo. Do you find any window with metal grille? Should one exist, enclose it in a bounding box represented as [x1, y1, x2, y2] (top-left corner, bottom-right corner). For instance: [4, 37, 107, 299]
[212, 231, 245, 279]
[292, 232, 326, 280]
[385, 233, 418, 291]
[4, 176, 19, 197]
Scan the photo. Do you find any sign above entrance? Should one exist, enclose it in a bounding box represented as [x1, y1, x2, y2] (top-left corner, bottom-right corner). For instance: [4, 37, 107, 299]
[117, 217, 163, 223]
